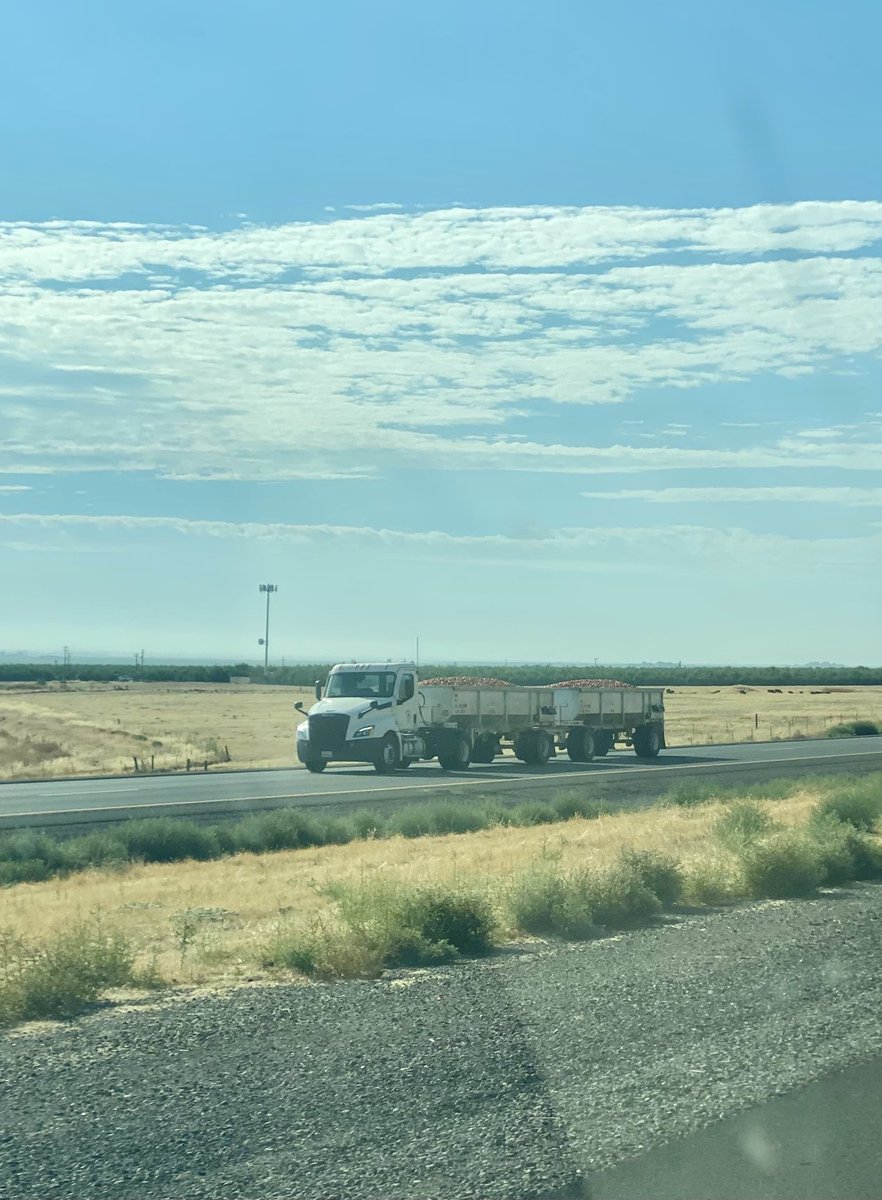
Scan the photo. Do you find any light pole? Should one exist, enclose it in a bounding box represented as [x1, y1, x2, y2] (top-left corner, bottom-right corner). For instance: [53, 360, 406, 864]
[259, 584, 278, 671]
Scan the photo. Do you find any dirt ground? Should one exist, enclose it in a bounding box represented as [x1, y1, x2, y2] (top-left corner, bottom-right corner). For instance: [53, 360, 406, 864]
[0, 679, 880, 781]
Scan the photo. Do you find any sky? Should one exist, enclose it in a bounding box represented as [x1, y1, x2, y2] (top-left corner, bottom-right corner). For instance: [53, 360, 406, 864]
[1, 0, 881, 666]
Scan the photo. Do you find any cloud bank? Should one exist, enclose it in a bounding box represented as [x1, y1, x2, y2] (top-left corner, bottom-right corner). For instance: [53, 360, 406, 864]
[2, 202, 882, 480]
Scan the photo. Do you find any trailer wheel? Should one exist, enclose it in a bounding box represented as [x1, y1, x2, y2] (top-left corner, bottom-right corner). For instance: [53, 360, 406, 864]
[471, 734, 499, 764]
[374, 734, 401, 774]
[513, 733, 530, 763]
[438, 733, 471, 771]
[567, 727, 595, 763]
[633, 726, 661, 759]
[516, 729, 553, 765]
[533, 731, 554, 764]
[303, 759, 327, 773]
[594, 731, 614, 757]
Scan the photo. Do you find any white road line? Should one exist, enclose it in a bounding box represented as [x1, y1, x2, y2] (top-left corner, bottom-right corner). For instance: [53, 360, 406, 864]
[3, 747, 879, 821]
[42, 786, 153, 796]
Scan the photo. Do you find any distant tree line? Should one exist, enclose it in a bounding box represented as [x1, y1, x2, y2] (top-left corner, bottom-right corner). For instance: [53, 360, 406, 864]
[1, 662, 881, 687]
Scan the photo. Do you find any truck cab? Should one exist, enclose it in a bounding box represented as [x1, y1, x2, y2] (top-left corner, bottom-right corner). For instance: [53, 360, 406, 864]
[296, 662, 420, 773]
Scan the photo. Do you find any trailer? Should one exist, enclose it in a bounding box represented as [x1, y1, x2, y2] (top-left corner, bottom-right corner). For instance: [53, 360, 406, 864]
[295, 662, 665, 773]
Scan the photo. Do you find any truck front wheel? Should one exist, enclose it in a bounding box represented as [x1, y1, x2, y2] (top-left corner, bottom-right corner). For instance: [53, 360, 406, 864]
[633, 726, 661, 759]
[374, 734, 401, 774]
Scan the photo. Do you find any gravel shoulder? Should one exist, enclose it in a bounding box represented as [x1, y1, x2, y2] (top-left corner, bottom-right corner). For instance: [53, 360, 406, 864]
[2, 885, 881, 1200]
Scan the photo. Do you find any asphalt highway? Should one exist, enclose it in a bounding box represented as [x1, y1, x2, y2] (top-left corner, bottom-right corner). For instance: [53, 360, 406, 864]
[1, 735, 880, 830]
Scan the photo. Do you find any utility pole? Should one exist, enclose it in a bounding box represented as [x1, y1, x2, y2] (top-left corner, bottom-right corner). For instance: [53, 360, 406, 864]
[259, 584, 278, 671]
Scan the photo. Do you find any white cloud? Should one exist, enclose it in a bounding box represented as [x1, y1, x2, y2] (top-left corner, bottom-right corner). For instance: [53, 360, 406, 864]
[421, 436, 882, 474]
[342, 202, 406, 212]
[1, 201, 881, 481]
[1, 511, 879, 572]
[582, 486, 882, 505]
[0, 485, 32, 492]
[790, 428, 844, 439]
[2, 201, 881, 283]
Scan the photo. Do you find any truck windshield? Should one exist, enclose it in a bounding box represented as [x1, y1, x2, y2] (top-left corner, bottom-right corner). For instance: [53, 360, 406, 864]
[325, 671, 397, 699]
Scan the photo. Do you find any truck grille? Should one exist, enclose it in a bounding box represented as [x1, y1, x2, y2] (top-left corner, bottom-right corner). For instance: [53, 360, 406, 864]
[309, 714, 349, 753]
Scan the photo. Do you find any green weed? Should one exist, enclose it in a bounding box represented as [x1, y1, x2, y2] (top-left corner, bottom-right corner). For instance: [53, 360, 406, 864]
[714, 801, 780, 850]
[510, 801, 558, 826]
[506, 868, 600, 940]
[0, 919, 137, 1025]
[552, 792, 606, 821]
[619, 849, 684, 908]
[266, 881, 494, 979]
[118, 819, 221, 863]
[582, 863, 662, 928]
[826, 720, 879, 738]
[680, 858, 744, 906]
[740, 833, 826, 899]
[812, 779, 882, 831]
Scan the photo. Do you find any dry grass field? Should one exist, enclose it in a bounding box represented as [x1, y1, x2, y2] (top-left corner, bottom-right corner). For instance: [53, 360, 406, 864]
[0, 786, 825, 990]
[662, 683, 882, 746]
[0, 680, 880, 781]
[0, 681, 315, 780]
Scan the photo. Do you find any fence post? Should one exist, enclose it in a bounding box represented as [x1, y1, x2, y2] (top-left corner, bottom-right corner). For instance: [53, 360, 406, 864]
[133, 757, 139, 773]
[186, 758, 191, 772]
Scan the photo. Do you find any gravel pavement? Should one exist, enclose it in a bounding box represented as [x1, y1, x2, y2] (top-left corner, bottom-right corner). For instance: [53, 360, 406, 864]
[2, 885, 880, 1199]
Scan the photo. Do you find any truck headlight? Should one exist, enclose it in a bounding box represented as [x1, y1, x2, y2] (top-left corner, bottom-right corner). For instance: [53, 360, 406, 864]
[353, 725, 374, 739]
[296, 722, 309, 740]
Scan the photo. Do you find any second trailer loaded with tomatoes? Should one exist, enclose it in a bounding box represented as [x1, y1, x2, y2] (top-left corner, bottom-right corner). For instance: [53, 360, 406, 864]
[296, 663, 665, 773]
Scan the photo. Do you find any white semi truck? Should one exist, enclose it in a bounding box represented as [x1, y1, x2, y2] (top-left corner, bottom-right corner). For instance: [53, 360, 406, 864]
[295, 662, 665, 774]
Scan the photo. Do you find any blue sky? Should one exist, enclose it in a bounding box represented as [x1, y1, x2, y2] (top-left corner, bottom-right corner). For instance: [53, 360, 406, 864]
[1, 1, 881, 664]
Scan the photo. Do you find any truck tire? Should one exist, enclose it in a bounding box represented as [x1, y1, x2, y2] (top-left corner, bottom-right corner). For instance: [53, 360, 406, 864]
[374, 734, 401, 774]
[567, 726, 595, 763]
[438, 733, 471, 771]
[399, 757, 413, 769]
[513, 732, 531, 763]
[594, 730, 614, 757]
[303, 759, 327, 773]
[633, 726, 661, 759]
[471, 734, 499, 764]
[516, 729, 553, 766]
[533, 730, 554, 765]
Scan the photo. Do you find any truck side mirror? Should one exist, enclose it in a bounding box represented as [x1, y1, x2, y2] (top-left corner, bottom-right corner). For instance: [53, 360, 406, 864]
[294, 701, 304, 712]
[314, 680, 322, 700]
